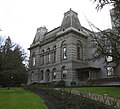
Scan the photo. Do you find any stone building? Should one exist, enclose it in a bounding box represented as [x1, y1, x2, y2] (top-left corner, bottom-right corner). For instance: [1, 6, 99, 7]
[28, 9, 120, 86]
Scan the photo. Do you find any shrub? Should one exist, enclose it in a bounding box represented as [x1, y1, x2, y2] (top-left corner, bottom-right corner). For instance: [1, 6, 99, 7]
[56, 80, 66, 87]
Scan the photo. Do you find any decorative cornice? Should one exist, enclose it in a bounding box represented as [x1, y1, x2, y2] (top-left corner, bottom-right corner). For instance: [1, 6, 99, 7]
[56, 27, 88, 38]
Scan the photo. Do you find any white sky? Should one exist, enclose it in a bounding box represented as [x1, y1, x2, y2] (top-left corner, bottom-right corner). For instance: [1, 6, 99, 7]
[0, 0, 112, 54]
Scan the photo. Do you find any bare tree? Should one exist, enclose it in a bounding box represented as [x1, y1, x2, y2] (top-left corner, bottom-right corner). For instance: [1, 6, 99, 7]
[89, 0, 120, 67]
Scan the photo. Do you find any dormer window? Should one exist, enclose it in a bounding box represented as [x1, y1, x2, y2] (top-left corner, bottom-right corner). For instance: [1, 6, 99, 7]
[78, 28, 81, 31]
[63, 28, 65, 31]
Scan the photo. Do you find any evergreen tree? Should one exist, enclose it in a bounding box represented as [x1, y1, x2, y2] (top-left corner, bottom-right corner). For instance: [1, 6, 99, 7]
[12, 45, 28, 86]
[0, 36, 28, 87]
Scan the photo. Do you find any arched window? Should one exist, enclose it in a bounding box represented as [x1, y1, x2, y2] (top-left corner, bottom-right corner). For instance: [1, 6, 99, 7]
[46, 69, 50, 83]
[37, 70, 41, 82]
[41, 50, 44, 65]
[61, 41, 67, 60]
[32, 52, 36, 66]
[76, 40, 83, 60]
[61, 66, 67, 79]
[53, 45, 56, 62]
[41, 70, 44, 80]
[47, 48, 50, 63]
[31, 71, 34, 82]
[52, 68, 56, 80]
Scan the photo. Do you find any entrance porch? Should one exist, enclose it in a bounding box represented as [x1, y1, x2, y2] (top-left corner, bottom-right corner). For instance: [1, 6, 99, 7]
[76, 67, 101, 86]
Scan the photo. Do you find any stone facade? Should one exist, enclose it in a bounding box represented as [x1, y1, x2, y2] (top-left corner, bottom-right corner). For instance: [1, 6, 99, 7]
[28, 9, 120, 86]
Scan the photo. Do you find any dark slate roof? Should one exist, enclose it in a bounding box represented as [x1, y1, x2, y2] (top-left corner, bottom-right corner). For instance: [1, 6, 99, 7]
[30, 9, 91, 49]
[60, 8, 82, 31]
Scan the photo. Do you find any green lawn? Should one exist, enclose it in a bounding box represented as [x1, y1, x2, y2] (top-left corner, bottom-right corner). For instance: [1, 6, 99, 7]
[69, 87, 120, 98]
[0, 88, 47, 109]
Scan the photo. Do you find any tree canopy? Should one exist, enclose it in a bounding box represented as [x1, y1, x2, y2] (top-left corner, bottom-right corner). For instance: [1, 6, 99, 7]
[0, 36, 28, 87]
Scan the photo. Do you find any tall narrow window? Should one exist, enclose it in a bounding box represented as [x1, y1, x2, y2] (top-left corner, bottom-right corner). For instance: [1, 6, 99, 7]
[107, 67, 115, 76]
[32, 52, 36, 66]
[41, 70, 44, 80]
[63, 47, 67, 59]
[38, 70, 41, 82]
[53, 45, 56, 62]
[61, 41, 67, 60]
[61, 66, 67, 79]
[46, 69, 50, 83]
[31, 71, 34, 82]
[41, 50, 44, 65]
[47, 48, 50, 63]
[106, 49, 113, 62]
[33, 57, 35, 66]
[77, 46, 80, 59]
[77, 40, 83, 60]
[52, 68, 56, 80]
[105, 38, 113, 63]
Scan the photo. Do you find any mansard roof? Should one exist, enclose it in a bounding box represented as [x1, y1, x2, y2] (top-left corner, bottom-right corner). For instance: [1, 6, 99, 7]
[29, 9, 91, 49]
[60, 8, 82, 31]
[45, 26, 60, 39]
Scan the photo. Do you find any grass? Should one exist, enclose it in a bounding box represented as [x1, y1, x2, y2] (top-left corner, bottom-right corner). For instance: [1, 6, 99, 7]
[68, 87, 120, 98]
[0, 88, 47, 109]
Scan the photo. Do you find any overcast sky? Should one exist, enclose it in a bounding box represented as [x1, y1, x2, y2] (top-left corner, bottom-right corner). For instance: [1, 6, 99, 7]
[0, 0, 112, 54]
